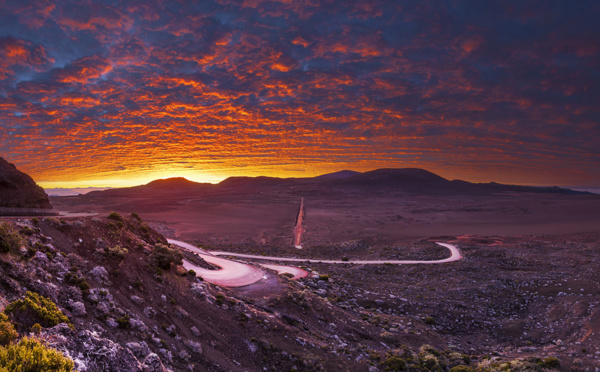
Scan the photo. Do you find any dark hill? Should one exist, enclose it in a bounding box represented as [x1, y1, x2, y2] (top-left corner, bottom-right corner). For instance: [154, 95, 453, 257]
[84, 177, 214, 198]
[313, 170, 360, 180]
[0, 156, 53, 209]
[334, 168, 454, 193]
[145, 177, 212, 191]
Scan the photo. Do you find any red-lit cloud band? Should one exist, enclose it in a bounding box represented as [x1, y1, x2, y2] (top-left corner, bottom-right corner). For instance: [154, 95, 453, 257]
[0, 1, 599, 187]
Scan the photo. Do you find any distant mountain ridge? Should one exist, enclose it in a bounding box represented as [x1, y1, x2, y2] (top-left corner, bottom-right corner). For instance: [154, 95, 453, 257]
[75, 168, 593, 198]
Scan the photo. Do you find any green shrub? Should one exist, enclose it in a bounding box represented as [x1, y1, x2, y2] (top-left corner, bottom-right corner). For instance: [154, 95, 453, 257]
[449, 366, 474, 372]
[19, 226, 35, 236]
[419, 344, 440, 356]
[0, 336, 75, 371]
[106, 245, 128, 258]
[30, 323, 41, 335]
[187, 270, 196, 277]
[341, 257, 349, 261]
[4, 292, 71, 330]
[150, 244, 183, 270]
[131, 212, 141, 221]
[380, 331, 398, 345]
[107, 212, 123, 221]
[318, 274, 329, 281]
[424, 316, 435, 325]
[31, 218, 39, 225]
[381, 355, 406, 371]
[0, 313, 18, 346]
[543, 356, 560, 368]
[116, 315, 130, 329]
[0, 222, 24, 254]
[64, 272, 90, 295]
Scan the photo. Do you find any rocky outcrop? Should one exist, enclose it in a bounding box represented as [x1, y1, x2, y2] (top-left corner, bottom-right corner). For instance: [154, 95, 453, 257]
[0, 156, 53, 210]
[44, 324, 149, 372]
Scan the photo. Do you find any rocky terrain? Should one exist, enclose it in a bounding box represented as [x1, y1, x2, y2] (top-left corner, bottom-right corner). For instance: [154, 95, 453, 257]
[2, 167, 599, 371]
[2, 214, 598, 371]
[4, 214, 592, 371]
[0, 156, 55, 214]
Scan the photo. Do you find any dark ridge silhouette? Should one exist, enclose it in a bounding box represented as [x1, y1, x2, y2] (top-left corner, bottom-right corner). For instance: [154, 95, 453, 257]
[450, 180, 594, 195]
[74, 168, 592, 198]
[218, 176, 298, 189]
[313, 170, 360, 180]
[339, 168, 449, 185]
[84, 177, 214, 198]
[145, 177, 212, 190]
[0, 156, 53, 209]
[331, 168, 455, 194]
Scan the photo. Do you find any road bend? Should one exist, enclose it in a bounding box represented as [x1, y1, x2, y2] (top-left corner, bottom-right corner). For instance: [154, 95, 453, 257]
[168, 239, 462, 288]
[169, 239, 309, 286]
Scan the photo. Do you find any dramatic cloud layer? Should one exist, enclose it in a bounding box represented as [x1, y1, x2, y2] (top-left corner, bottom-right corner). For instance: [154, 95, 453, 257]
[1, 0, 599, 187]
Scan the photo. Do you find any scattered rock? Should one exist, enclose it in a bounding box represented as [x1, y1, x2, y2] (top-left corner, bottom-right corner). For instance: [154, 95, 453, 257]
[144, 306, 157, 319]
[130, 295, 144, 305]
[45, 325, 144, 371]
[69, 301, 86, 317]
[143, 353, 168, 372]
[184, 339, 203, 356]
[190, 283, 207, 298]
[126, 341, 151, 359]
[89, 266, 109, 284]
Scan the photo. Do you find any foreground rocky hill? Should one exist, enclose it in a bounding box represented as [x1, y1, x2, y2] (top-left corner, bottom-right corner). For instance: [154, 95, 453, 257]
[0, 215, 579, 371]
[0, 156, 55, 214]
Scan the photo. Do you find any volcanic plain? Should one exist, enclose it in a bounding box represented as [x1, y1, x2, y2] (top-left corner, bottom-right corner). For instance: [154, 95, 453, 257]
[47, 168, 600, 371]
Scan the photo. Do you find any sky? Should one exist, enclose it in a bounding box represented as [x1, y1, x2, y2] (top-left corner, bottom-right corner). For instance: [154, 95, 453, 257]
[0, 0, 599, 189]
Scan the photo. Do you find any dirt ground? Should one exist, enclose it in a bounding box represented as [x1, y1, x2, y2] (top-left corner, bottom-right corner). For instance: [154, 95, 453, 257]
[51, 189, 600, 252]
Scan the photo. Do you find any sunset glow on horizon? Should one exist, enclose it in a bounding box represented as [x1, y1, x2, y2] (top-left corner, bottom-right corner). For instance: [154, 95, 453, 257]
[1, 1, 599, 189]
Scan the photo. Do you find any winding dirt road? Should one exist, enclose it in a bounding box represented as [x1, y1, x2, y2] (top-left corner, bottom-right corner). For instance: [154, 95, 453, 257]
[170, 239, 264, 287]
[169, 239, 309, 286]
[169, 239, 461, 287]
[209, 242, 462, 265]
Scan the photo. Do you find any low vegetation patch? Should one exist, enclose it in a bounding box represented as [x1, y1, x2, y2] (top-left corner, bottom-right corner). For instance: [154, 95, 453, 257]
[105, 245, 128, 259]
[0, 313, 18, 346]
[0, 336, 75, 371]
[64, 268, 90, 295]
[150, 243, 183, 270]
[107, 212, 123, 221]
[4, 292, 71, 330]
[0, 222, 24, 254]
[543, 356, 560, 368]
